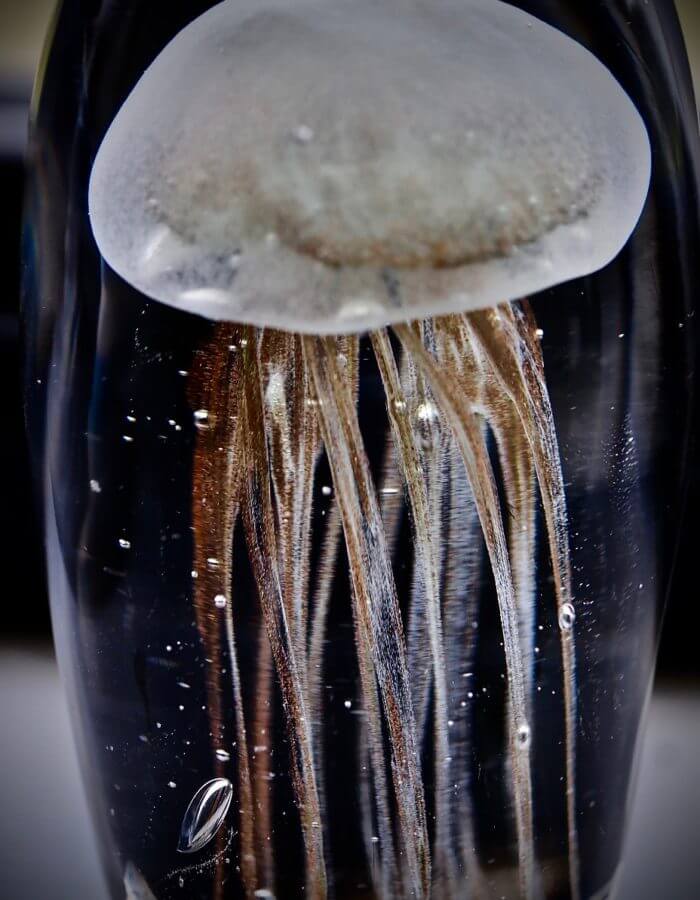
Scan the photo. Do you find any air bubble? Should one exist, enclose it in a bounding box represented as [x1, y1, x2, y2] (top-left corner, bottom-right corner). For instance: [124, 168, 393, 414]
[215, 748, 231, 762]
[177, 777, 233, 854]
[414, 400, 441, 450]
[516, 723, 531, 749]
[558, 603, 576, 630]
[292, 124, 314, 144]
[214, 594, 227, 608]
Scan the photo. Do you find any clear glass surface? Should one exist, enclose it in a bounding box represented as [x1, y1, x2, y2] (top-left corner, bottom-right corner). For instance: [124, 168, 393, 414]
[23, 2, 699, 899]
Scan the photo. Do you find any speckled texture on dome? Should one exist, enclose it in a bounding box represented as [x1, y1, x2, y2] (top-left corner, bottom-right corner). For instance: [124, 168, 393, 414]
[89, 0, 651, 333]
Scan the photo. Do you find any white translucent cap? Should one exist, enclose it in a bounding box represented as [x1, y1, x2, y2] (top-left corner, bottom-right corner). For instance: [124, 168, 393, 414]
[88, 0, 651, 335]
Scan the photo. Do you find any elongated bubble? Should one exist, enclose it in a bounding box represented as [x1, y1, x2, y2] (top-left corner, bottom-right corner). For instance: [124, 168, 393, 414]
[89, 0, 650, 334]
[177, 778, 233, 854]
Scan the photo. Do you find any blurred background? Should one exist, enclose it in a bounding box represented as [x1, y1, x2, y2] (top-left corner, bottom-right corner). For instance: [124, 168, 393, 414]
[0, 2, 698, 899]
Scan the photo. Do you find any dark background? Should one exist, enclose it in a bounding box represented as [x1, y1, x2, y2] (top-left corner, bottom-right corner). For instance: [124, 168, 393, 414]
[0, 2, 698, 899]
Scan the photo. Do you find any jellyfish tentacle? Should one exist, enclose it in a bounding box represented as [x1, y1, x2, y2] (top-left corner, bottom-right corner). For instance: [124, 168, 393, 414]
[288, 336, 323, 662]
[481, 394, 538, 865]
[354, 611, 401, 899]
[394, 322, 536, 900]
[259, 333, 297, 629]
[398, 346, 439, 749]
[241, 333, 327, 900]
[453, 313, 540, 767]
[487, 399, 537, 705]
[306, 498, 341, 800]
[443, 441, 487, 895]
[307, 335, 359, 715]
[252, 620, 275, 892]
[305, 334, 430, 898]
[254, 331, 324, 891]
[456, 315, 538, 700]
[189, 324, 257, 898]
[305, 337, 387, 890]
[254, 331, 294, 896]
[372, 328, 462, 897]
[445, 317, 539, 894]
[469, 304, 580, 900]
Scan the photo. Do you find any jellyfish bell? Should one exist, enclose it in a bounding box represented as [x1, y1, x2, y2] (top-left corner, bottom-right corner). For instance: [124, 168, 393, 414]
[89, 0, 651, 335]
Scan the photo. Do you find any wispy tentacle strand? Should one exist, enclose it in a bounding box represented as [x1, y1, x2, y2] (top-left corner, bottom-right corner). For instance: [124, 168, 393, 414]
[257, 330, 326, 892]
[241, 335, 327, 900]
[487, 399, 537, 705]
[305, 334, 431, 899]
[252, 620, 275, 892]
[189, 325, 257, 898]
[398, 348, 438, 748]
[187, 304, 577, 900]
[305, 337, 367, 890]
[443, 442, 485, 896]
[372, 328, 459, 897]
[395, 322, 536, 900]
[469, 304, 579, 900]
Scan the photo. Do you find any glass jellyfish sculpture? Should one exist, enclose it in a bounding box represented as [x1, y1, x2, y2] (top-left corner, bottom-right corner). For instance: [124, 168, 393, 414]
[23, 1, 699, 899]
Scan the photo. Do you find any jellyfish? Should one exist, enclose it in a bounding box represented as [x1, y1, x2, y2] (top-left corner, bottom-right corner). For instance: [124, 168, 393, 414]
[88, 1, 651, 898]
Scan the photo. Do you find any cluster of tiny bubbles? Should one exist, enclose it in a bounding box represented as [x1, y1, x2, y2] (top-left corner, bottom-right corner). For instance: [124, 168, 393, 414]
[558, 602, 576, 631]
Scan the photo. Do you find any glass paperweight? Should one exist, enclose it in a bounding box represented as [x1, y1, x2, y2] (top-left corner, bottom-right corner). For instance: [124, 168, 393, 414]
[23, 2, 699, 898]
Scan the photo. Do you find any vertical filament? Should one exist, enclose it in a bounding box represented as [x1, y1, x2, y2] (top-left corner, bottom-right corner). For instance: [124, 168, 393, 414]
[189, 303, 577, 900]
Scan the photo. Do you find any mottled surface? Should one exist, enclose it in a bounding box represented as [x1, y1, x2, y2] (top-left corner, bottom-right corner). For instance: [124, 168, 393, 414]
[89, 0, 650, 332]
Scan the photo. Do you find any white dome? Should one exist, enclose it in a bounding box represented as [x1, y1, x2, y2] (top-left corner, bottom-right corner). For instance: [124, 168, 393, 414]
[89, 0, 651, 334]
